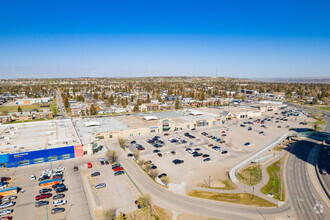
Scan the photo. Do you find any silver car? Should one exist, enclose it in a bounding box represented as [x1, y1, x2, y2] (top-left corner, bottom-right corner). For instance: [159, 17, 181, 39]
[95, 183, 106, 189]
[0, 209, 13, 216]
[0, 201, 15, 209]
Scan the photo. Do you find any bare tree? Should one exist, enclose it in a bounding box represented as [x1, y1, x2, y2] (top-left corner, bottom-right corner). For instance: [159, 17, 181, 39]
[145, 164, 152, 172]
[137, 194, 153, 219]
[161, 176, 170, 186]
[138, 159, 145, 166]
[103, 207, 117, 220]
[133, 150, 140, 160]
[149, 170, 159, 179]
[118, 137, 127, 150]
[106, 150, 118, 163]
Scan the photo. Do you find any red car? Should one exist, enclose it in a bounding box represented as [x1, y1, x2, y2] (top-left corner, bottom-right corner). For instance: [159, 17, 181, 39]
[87, 162, 92, 168]
[164, 133, 169, 136]
[113, 166, 123, 171]
[35, 193, 52, 200]
[0, 177, 11, 182]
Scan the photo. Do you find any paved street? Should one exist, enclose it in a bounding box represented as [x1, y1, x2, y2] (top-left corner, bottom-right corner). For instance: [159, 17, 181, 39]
[286, 140, 330, 220]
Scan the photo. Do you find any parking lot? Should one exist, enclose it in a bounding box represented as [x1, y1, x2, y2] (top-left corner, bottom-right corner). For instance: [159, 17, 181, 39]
[124, 110, 313, 187]
[85, 159, 140, 218]
[0, 156, 139, 219]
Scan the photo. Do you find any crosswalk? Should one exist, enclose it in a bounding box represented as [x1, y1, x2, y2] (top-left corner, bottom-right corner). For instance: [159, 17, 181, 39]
[93, 209, 103, 220]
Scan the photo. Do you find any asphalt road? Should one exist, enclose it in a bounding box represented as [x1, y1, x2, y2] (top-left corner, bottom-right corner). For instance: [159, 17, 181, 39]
[317, 143, 330, 199]
[286, 140, 330, 220]
[323, 115, 330, 133]
[116, 143, 293, 220]
[56, 88, 66, 118]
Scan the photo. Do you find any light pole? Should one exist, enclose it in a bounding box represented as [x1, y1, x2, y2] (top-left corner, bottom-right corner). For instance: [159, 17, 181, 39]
[290, 198, 304, 220]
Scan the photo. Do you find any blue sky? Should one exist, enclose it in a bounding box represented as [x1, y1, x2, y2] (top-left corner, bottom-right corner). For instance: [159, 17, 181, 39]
[0, 0, 329, 78]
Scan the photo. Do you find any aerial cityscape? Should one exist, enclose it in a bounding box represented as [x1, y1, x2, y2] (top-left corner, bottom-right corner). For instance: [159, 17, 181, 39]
[0, 1, 329, 220]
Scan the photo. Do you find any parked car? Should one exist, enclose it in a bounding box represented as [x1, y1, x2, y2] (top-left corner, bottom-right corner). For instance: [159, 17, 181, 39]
[55, 187, 68, 193]
[0, 209, 13, 216]
[112, 164, 122, 169]
[95, 183, 106, 189]
[158, 173, 167, 179]
[221, 150, 228, 154]
[0, 183, 7, 190]
[114, 171, 125, 176]
[52, 183, 66, 189]
[172, 159, 184, 165]
[53, 194, 65, 200]
[55, 167, 65, 172]
[35, 201, 49, 207]
[0, 202, 15, 209]
[51, 208, 65, 214]
[91, 172, 100, 177]
[53, 200, 67, 207]
[35, 193, 52, 200]
[113, 166, 123, 171]
[52, 174, 63, 180]
[1, 196, 17, 203]
[192, 152, 202, 157]
[39, 188, 52, 194]
[38, 175, 50, 181]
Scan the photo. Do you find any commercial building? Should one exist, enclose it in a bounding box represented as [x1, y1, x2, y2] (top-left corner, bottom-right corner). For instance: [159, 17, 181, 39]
[0, 119, 83, 168]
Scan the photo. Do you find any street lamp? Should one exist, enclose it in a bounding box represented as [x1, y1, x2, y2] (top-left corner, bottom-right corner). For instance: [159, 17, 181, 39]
[290, 198, 304, 220]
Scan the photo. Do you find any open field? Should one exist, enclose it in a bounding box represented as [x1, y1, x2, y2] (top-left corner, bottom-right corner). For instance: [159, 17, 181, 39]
[0, 101, 57, 113]
[237, 164, 262, 186]
[187, 190, 276, 207]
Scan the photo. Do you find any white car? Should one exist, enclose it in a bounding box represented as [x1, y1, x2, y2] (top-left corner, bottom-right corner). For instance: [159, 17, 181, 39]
[54, 171, 63, 176]
[0, 183, 8, 190]
[0, 209, 13, 216]
[1, 196, 17, 203]
[53, 200, 67, 207]
[55, 167, 65, 172]
[30, 175, 36, 181]
[0, 201, 15, 209]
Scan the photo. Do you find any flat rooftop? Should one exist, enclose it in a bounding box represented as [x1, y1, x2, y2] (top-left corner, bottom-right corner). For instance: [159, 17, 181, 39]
[0, 119, 81, 154]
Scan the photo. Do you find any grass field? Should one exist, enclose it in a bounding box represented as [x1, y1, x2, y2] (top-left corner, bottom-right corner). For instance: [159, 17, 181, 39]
[0, 101, 57, 113]
[121, 205, 172, 220]
[187, 191, 276, 207]
[260, 159, 285, 201]
[237, 164, 262, 186]
[317, 106, 330, 111]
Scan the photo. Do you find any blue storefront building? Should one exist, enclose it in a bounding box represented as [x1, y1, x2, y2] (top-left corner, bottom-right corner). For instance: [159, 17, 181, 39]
[0, 145, 76, 168]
